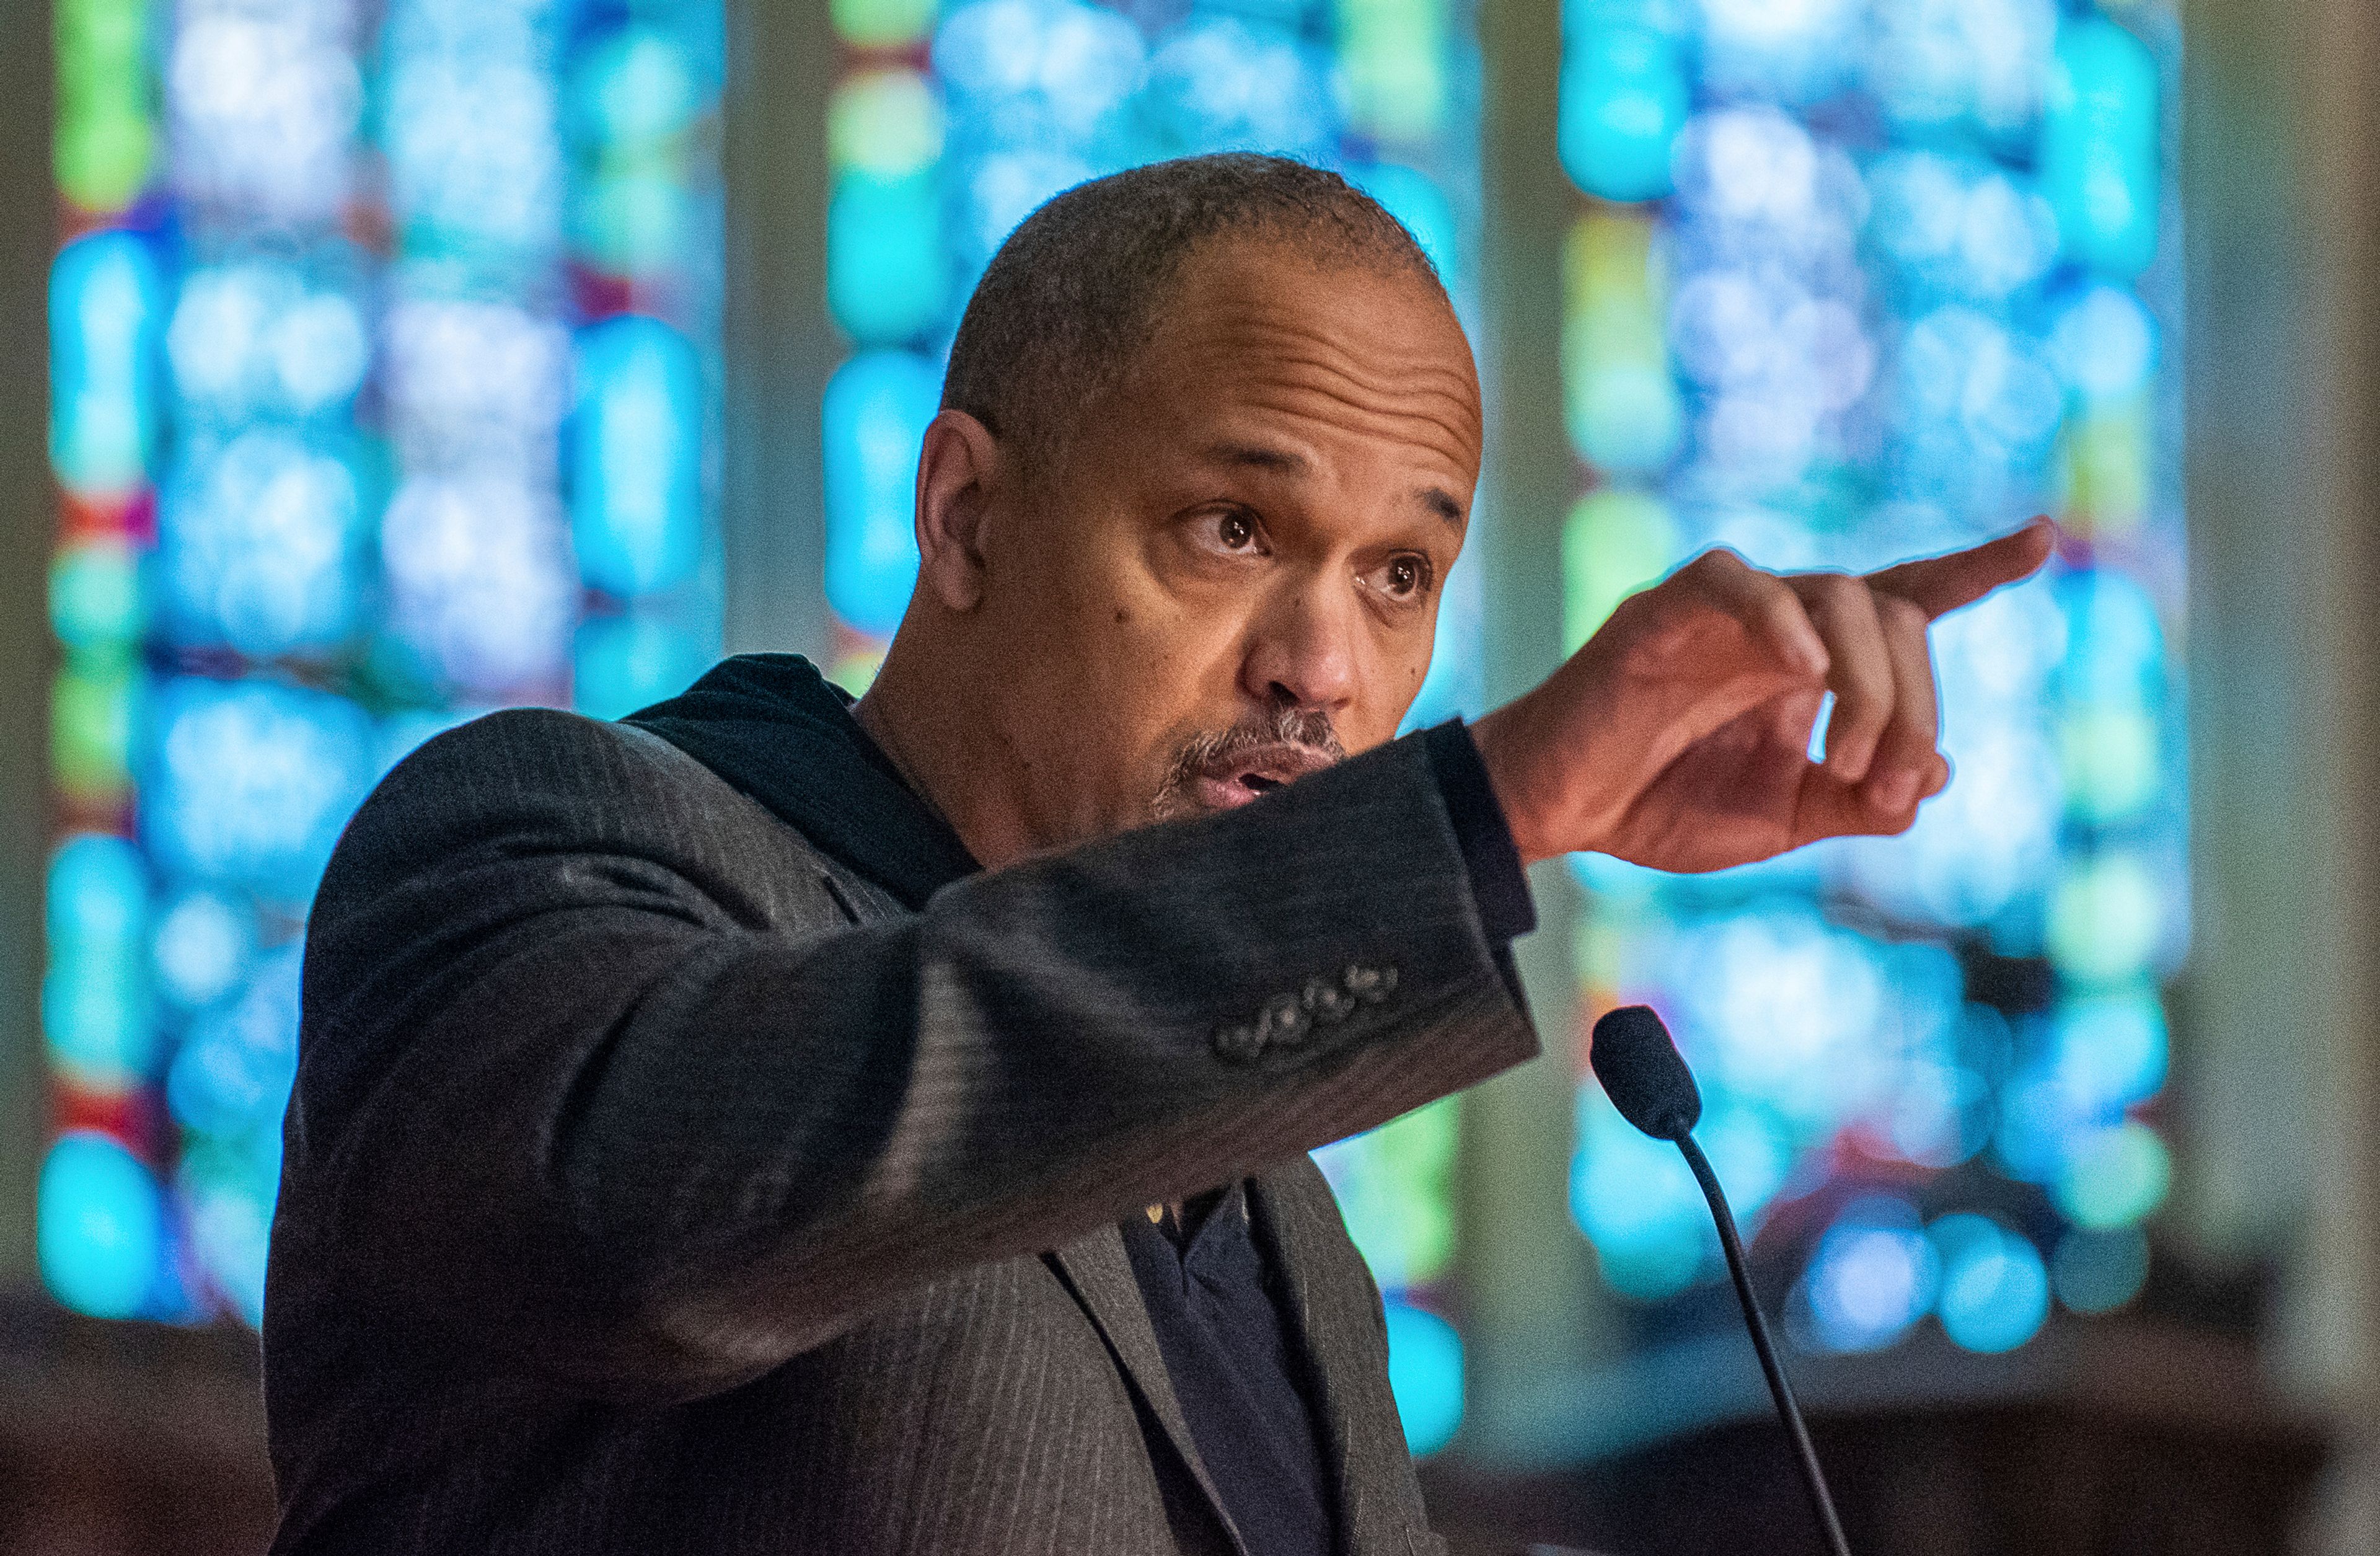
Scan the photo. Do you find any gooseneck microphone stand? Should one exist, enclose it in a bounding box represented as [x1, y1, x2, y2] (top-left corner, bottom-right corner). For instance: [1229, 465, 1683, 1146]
[1592, 1005, 1853, 1556]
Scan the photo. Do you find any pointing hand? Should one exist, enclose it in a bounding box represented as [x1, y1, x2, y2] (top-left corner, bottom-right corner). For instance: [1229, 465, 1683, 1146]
[1470, 519, 2056, 872]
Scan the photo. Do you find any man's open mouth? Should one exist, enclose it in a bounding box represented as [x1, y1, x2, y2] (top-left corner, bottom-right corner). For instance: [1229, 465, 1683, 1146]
[1189, 744, 1334, 810]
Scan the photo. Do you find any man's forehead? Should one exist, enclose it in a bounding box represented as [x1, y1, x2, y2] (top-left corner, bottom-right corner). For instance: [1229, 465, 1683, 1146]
[1137, 244, 1483, 481]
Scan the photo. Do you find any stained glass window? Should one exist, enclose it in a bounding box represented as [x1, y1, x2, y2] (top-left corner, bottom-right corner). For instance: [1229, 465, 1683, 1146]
[826, 0, 1483, 1452]
[42, 0, 724, 1327]
[1558, 0, 2183, 1358]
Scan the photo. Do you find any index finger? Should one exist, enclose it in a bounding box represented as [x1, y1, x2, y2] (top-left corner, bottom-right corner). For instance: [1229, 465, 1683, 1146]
[1866, 517, 2056, 620]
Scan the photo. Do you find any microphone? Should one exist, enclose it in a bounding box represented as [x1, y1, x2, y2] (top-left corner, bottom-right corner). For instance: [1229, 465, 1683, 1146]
[1590, 1006, 1853, 1556]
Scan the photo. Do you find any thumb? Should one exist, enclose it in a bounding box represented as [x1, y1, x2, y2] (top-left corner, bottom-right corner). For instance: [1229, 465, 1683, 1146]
[1867, 517, 2055, 620]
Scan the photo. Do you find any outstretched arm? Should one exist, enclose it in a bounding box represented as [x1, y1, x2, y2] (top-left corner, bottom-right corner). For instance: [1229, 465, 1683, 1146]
[280, 712, 1535, 1401]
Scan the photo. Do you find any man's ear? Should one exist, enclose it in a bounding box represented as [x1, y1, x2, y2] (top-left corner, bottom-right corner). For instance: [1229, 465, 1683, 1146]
[913, 408, 1002, 612]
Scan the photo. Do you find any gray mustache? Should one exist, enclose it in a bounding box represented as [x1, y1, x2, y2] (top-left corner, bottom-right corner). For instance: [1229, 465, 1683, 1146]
[1178, 706, 1345, 772]
[1153, 705, 1346, 820]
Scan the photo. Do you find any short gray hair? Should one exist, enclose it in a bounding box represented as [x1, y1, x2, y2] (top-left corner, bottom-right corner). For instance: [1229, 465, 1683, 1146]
[941, 153, 1445, 476]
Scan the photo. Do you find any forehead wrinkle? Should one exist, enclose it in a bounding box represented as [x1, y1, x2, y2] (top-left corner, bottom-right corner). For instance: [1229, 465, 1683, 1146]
[1181, 310, 1476, 399]
[1169, 293, 1474, 392]
[1179, 346, 1479, 459]
[1222, 378, 1479, 479]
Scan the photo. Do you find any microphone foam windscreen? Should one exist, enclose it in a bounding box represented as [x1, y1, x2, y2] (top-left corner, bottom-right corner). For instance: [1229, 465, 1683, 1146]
[1590, 1005, 1703, 1142]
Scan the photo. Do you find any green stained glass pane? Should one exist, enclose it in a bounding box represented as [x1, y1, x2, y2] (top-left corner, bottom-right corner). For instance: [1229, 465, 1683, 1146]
[1327, 1096, 1460, 1289]
[1562, 489, 1675, 653]
[575, 167, 692, 276]
[55, 0, 152, 211]
[1337, 0, 1448, 146]
[2060, 702, 2161, 823]
[2053, 1120, 2170, 1230]
[57, 113, 152, 213]
[833, 0, 936, 51]
[2046, 852, 2165, 984]
[829, 69, 942, 179]
[52, 661, 137, 807]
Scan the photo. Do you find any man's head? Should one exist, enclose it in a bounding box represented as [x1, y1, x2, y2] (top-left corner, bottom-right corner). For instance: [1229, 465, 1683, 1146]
[858, 154, 1483, 866]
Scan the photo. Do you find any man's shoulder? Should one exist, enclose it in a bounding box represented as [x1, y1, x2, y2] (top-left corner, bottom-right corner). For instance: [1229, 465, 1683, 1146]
[377, 704, 735, 820]
[322, 705, 816, 901]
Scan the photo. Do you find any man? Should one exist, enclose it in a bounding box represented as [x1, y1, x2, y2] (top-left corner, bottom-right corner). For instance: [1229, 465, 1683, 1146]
[263, 154, 2050, 1554]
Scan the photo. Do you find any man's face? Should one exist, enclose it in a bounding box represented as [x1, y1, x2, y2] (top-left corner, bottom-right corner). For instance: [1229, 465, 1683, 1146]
[965, 240, 1483, 849]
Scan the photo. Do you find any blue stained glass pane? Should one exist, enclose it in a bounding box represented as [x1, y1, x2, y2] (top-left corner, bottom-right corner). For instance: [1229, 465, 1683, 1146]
[823, 350, 937, 639]
[575, 613, 710, 721]
[2057, 566, 2166, 705]
[43, 949, 157, 1089]
[382, 473, 580, 697]
[933, 0, 1147, 148]
[178, 1122, 285, 1328]
[43, 834, 156, 1089]
[39, 1133, 164, 1319]
[829, 173, 949, 344]
[46, 0, 724, 1328]
[50, 229, 161, 497]
[573, 315, 705, 599]
[1382, 1299, 1464, 1457]
[159, 429, 363, 656]
[1554, 26, 2187, 1377]
[570, 27, 703, 151]
[1931, 1214, 2050, 1353]
[51, 537, 146, 652]
[2040, 18, 2160, 278]
[169, 0, 361, 225]
[1867, 0, 2057, 141]
[146, 678, 377, 906]
[1137, 17, 1334, 158]
[167, 945, 300, 1141]
[152, 888, 255, 1010]
[1791, 1197, 1939, 1355]
[1349, 164, 1458, 283]
[2052, 285, 2157, 400]
[47, 832, 148, 957]
[1559, 26, 1687, 204]
[183, 1164, 275, 1327]
[1698, 0, 1862, 106]
[382, 1, 566, 262]
[167, 259, 372, 425]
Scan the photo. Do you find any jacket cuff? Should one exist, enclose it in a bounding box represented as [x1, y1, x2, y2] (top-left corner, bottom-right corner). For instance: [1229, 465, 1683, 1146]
[1419, 720, 1536, 946]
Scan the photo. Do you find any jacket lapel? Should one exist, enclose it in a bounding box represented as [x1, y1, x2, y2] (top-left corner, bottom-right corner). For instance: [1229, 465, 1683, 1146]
[1249, 1161, 1417, 1556]
[1046, 1229, 1249, 1556]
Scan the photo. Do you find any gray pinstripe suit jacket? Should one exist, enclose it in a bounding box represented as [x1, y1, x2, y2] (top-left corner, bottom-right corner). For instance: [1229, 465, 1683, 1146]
[263, 664, 1538, 1555]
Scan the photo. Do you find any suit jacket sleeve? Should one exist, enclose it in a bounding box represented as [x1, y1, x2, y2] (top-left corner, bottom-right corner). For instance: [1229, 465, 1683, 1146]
[284, 709, 1538, 1400]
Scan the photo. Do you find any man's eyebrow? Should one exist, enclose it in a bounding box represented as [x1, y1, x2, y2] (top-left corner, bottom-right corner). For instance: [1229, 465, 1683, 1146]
[1198, 441, 1466, 529]
[1414, 487, 1464, 528]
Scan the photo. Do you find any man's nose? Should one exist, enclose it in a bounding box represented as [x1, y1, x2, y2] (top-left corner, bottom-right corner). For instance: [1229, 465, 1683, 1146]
[1240, 576, 1360, 715]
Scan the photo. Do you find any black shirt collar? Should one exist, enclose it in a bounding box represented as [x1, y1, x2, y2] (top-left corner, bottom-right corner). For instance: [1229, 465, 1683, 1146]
[624, 653, 981, 909]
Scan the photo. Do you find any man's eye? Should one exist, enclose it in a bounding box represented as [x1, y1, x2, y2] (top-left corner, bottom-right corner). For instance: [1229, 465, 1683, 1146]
[1376, 554, 1431, 601]
[1215, 511, 1256, 550]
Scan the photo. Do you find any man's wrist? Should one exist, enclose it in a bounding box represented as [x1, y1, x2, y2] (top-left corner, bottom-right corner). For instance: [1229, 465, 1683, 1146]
[1466, 701, 1569, 867]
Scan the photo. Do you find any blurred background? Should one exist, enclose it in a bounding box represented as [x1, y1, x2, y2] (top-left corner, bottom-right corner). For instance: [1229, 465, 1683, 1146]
[0, 0, 2374, 1551]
